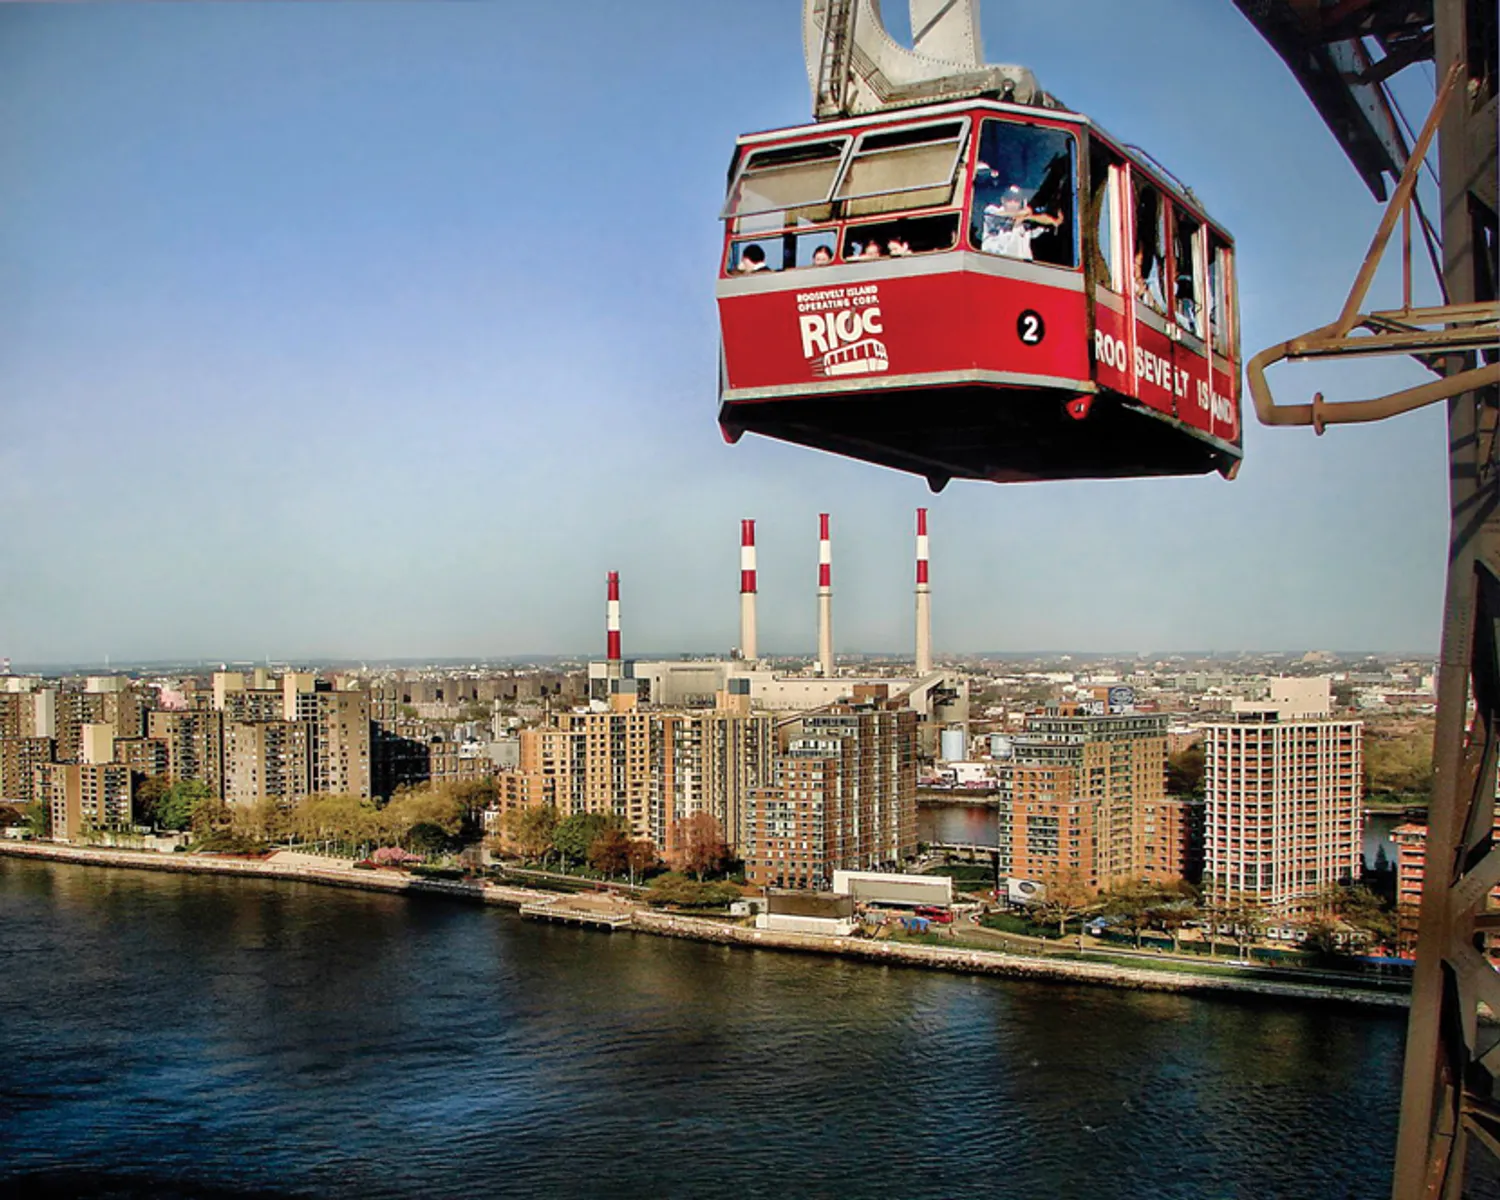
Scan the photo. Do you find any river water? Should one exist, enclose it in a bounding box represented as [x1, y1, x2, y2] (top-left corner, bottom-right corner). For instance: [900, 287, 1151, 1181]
[0, 857, 1486, 1200]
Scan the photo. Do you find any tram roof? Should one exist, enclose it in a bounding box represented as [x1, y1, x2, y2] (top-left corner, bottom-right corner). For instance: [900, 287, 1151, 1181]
[734, 98, 1230, 236]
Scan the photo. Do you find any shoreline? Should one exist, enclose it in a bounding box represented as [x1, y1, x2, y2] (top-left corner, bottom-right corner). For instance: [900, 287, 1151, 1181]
[0, 840, 1408, 1013]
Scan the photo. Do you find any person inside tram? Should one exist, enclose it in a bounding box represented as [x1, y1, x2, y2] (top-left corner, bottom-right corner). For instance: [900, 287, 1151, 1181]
[736, 244, 768, 273]
[1134, 188, 1169, 312]
[979, 184, 1064, 261]
[811, 244, 834, 265]
[859, 240, 883, 259]
[887, 235, 912, 257]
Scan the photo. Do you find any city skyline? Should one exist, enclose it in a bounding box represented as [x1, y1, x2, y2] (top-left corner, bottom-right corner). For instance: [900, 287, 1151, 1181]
[2, 1, 1449, 663]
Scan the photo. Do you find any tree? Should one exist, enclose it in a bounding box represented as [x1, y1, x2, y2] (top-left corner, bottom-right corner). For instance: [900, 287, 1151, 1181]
[502, 804, 558, 863]
[157, 780, 214, 831]
[24, 799, 48, 838]
[1315, 882, 1396, 950]
[132, 775, 172, 828]
[670, 812, 728, 880]
[1031, 870, 1095, 938]
[588, 828, 631, 877]
[406, 822, 452, 857]
[0, 803, 26, 829]
[625, 839, 657, 887]
[1363, 719, 1435, 800]
[645, 872, 741, 909]
[554, 812, 621, 866]
[1223, 895, 1269, 958]
[190, 797, 231, 838]
[1165, 744, 1205, 798]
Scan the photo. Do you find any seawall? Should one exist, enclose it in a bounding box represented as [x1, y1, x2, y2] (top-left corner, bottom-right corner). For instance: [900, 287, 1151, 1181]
[630, 910, 1410, 1012]
[0, 841, 543, 907]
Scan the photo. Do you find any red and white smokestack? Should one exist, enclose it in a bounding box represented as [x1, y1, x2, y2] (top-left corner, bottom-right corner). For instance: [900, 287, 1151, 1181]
[915, 508, 933, 676]
[739, 519, 758, 662]
[606, 571, 622, 677]
[818, 513, 834, 678]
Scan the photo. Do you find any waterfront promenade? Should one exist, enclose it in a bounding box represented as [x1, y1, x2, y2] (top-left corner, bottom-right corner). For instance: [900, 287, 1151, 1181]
[0, 841, 1406, 1012]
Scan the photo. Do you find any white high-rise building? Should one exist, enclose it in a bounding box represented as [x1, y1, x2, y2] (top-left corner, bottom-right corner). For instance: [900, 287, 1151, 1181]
[1203, 697, 1362, 913]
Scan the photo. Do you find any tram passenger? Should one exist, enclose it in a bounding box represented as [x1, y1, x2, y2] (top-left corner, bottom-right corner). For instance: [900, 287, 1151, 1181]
[979, 185, 1063, 261]
[887, 235, 912, 257]
[736, 244, 768, 273]
[859, 240, 883, 259]
[811, 245, 834, 265]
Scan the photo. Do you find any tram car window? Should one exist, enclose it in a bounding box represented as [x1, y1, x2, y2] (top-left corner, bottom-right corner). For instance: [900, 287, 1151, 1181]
[1209, 235, 1236, 353]
[1133, 183, 1169, 312]
[835, 120, 969, 217]
[1088, 141, 1126, 293]
[1173, 209, 1205, 338]
[969, 120, 1076, 267]
[841, 213, 960, 260]
[722, 137, 848, 234]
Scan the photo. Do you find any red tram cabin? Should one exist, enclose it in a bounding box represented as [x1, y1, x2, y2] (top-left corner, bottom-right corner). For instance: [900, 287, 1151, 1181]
[716, 100, 1242, 488]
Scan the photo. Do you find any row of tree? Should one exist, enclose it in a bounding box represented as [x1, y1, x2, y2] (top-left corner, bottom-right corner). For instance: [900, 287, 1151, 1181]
[496, 807, 733, 884]
[126, 778, 503, 855]
[1027, 874, 1398, 958]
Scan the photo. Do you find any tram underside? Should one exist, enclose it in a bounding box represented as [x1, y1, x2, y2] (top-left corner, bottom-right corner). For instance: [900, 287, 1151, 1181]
[719, 386, 1240, 487]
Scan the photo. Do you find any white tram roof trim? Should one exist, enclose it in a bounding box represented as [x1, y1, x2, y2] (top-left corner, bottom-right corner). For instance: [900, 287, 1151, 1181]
[733, 99, 1228, 235]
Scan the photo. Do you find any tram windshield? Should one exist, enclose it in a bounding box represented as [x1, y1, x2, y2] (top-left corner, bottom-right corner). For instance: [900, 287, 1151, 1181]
[969, 120, 1076, 267]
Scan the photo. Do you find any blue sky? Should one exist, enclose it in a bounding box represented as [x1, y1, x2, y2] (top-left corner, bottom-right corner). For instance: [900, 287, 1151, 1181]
[0, 1, 1447, 665]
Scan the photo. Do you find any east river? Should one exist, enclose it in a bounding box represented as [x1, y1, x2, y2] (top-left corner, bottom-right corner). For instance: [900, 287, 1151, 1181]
[0, 857, 1491, 1200]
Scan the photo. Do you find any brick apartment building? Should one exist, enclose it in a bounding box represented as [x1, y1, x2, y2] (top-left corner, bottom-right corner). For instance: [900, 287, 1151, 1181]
[1007, 708, 1171, 892]
[745, 701, 918, 890]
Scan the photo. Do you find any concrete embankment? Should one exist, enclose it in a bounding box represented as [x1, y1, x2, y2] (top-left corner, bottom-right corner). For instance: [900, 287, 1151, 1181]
[2, 841, 1407, 1012]
[0, 841, 545, 908]
[631, 910, 1410, 1012]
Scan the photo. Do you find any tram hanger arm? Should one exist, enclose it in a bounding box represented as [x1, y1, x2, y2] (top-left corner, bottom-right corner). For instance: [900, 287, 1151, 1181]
[1246, 60, 1500, 433]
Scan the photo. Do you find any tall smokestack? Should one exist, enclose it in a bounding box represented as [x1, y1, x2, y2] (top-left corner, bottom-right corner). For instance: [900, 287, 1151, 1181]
[818, 513, 834, 678]
[606, 571, 622, 677]
[739, 519, 758, 661]
[915, 508, 933, 676]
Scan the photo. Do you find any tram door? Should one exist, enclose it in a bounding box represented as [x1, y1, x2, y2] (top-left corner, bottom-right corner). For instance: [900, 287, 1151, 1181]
[1087, 140, 1132, 400]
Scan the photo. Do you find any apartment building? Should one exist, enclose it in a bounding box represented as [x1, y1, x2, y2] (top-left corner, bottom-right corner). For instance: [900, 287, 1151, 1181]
[0, 737, 54, 803]
[148, 710, 226, 798]
[224, 720, 311, 806]
[652, 710, 773, 856]
[1008, 709, 1169, 891]
[1203, 703, 1362, 913]
[744, 704, 918, 890]
[285, 682, 372, 799]
[35, 762, 132, 842]
[552, 707, 654, 838]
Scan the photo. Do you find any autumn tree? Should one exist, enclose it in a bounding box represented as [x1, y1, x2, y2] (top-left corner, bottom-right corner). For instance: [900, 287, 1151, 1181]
[625, 839, 657, 887]
[670, 812, 728, 881]
[588, 828, 631, 877]
[1031, 870, 1095, 938]
[502, 804, 558, 863]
